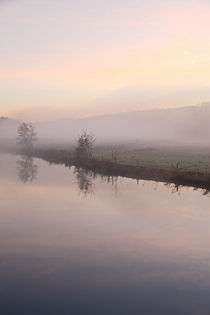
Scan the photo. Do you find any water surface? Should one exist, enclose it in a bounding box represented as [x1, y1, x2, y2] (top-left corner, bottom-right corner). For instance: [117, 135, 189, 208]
[1, 153, 210, 314]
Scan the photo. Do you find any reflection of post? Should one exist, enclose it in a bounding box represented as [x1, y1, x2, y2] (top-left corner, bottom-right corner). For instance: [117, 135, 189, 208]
[74, 167, 94, 196]
[102, 175, 119, 195]
[17, 155, 38, 183]
[111, 176, 119, 195]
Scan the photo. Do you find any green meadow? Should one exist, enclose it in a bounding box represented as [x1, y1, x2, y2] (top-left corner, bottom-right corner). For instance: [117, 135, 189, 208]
[94, 145, 210, 174]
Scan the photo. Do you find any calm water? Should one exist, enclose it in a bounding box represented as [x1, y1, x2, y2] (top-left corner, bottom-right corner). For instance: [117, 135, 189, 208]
[1, 153, 210, 314]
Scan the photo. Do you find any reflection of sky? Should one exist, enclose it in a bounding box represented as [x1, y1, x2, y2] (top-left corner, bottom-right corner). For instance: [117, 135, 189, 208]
[1, 154, 210, 314]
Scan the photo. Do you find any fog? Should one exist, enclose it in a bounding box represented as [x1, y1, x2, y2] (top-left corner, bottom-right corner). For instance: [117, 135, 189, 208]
[1, 103, 210, 149]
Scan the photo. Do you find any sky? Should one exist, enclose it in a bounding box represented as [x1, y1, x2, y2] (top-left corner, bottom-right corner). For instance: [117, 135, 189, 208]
[1, 0, 210, 121]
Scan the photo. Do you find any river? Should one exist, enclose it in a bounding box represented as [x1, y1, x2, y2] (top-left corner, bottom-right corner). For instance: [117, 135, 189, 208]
[1, 153, 210, 314]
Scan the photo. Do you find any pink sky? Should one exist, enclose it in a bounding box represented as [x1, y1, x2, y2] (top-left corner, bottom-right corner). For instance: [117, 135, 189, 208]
[1, 0, 210, 120]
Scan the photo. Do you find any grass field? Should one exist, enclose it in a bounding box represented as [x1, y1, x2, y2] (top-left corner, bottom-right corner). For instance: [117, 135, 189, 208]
[94, 145, 210, 174]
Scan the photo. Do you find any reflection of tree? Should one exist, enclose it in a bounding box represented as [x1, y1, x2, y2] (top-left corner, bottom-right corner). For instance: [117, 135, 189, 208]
[74, 167, 95, 196]
[17, 155, 38, 183]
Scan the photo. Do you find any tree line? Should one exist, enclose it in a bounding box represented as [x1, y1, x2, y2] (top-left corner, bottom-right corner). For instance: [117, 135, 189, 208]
[17, 122, 95, 160]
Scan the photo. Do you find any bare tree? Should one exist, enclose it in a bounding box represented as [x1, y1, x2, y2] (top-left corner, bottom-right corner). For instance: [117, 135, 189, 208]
[17, 122, 37, 150]
[75, 131, 95, 161]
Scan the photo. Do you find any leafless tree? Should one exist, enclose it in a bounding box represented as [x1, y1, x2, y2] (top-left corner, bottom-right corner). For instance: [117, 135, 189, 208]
[75, 131, 95, 161]
[17, 122, 37, 150]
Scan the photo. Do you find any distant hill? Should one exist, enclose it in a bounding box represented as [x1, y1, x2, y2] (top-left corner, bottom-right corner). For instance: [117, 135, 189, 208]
[1, 103, 210, 144]
[36, 103, 210, 143]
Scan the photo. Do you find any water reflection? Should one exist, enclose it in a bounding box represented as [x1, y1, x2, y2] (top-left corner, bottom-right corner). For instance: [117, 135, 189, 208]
[74, 167, 95, 195]
[74, 168, 121, 196]
[15, 154, 210, 198]
[2, 153, 210, 314]
[164, 182, 210, 196]
[105, 175, 119, 195]
[17, 155, 38, 183]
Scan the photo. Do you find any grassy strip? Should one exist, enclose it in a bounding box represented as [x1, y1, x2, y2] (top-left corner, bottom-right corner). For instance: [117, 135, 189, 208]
[94, 145, 210, 173]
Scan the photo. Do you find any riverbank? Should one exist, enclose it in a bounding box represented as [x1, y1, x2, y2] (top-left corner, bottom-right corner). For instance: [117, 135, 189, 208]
[30, 147, 210, 192]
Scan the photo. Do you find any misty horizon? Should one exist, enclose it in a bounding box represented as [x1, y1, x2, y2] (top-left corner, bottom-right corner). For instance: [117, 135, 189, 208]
[1, 101, 210, 122]
[1, 102, 210, 148]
